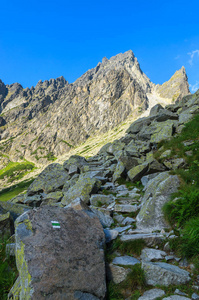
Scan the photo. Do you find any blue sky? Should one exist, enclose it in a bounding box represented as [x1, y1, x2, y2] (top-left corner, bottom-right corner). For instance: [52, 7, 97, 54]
[0, 0, 199, 92]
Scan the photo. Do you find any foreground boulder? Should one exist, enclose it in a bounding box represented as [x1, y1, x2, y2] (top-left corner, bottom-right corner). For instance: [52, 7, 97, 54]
[142, 261, 191, 286]
[9, 206, 106, 299]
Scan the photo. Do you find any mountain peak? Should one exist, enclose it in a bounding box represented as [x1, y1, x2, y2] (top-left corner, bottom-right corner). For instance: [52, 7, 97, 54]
[155, 66, 190, 102]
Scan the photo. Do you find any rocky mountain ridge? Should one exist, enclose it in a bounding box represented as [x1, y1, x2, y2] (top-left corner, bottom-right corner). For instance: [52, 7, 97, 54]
[0, 50, 189, 170]
[1, 88, 199, 299]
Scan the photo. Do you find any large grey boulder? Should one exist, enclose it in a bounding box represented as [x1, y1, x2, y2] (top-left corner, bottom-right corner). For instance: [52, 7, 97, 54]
[142, 261, 191, 286]
[112, 161, 126, 182]
[149, 104, 164, 116]
[27, 163, 70, 195]
[136, 172, 180, 231]
[63, 155, 88, 172]
[127, 163, 148, 182]
[10, 206, 106, 300]
[61, 174, 101, 205]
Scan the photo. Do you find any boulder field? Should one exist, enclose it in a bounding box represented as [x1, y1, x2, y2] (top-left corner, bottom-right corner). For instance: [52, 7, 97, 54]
[2, 89, 199, 299]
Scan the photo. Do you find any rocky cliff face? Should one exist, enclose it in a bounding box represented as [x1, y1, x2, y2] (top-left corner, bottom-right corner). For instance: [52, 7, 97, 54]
[0, 50, 190, 167]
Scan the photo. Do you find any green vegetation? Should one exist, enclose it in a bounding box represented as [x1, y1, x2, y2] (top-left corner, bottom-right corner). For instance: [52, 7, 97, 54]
[102, 189, 117, 197]
[0, 161, 35, 182]
[106, 238, 145, 263]
[0, 238, 18, 299]
[107, 264, 146, 300]
[44, 152, 57, 161]
[116, 178, 143, 190]
[0, 178, 34, 202]
[157, 113, 199, 260]
[60, 140, 74, 148]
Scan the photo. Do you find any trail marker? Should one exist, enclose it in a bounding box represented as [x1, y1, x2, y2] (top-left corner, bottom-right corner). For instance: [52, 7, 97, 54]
[51, 221, 61, 228]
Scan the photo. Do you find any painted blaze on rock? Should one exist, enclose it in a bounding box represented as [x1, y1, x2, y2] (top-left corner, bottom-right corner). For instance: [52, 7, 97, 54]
[10, 206, 106, 300]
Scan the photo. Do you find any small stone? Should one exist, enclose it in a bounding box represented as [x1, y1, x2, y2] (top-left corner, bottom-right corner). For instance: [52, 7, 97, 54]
[122, 217, 135, 225]
[174, 289, 187, 296]
[90, 194, 114, 207]
[164, 242, 171, 251]
[114, 225, 131, 233]
[6, 243, 15, 256]
[104, 229, 118, 243]
[114, 204, 138, 213]
[112, 255, 140, 266]
[114, 213, 125, 224]
[140, 248, 166, 261]
[192, 293, 199, 299]
[65, 198, 89, 210]
[107, 264, 131, 284]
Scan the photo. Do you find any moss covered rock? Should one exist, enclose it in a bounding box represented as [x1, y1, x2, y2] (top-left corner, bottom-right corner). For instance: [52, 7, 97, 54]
[27, 163, 69, 195]
[61, 174, 101, 205]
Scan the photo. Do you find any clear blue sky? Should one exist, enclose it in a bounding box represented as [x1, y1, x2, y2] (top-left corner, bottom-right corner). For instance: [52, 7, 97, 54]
[0, 0, 199, 92]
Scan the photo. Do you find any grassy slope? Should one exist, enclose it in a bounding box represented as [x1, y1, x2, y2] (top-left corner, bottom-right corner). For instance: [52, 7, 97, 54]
[155, 113, 199, 259]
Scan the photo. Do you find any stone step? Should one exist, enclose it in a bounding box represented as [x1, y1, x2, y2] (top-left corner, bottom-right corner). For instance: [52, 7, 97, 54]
[114, 204, 139, 213]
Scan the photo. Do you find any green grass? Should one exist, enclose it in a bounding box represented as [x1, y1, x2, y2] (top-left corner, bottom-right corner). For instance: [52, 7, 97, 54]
[44, 152, 57, 161]
[158, 113, 199, 260]
[107, 264, 146, 300]
[0, 161, 35, 182]
[106, 238, 145, 263]
[180, 217, 199, 258]
[60, 140, 74, 148]
[0, 179, 34, 202]
[0, 238, 18, 299]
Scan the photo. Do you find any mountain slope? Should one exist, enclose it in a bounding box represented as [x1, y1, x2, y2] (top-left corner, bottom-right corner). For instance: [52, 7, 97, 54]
[0, 51, 190, 171]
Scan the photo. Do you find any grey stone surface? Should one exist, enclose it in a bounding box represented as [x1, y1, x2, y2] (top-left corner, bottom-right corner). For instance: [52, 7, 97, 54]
[91, 207, 114, 228]
[192, 293, 199, 300]
[140, 248, 167, 261]
[90, 194, 114, 206]
[65, 198, 89, 211]
[114, 225, 131, 233]
[174, 289, 188, 296]
[107, 264, 131, 284]
[142, 261, 191, 286]
[27, 163, 69, 195]
[74, 291, 100, 300]
[136, 172, 180, 231]
[114, 204, 139, 213]
[122, 217, 135, 225]
[163, 296, 190, 300]
[104, 229, 118, 243]
[112, 161, 126, 182]
[138, 288, 165, 300]
[61, 173, 101, 205]
[12, 206, 106, 300]
[121, 232, 164, 247]
[112, 255, 140, 266]
[127, 163, 148, 182]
